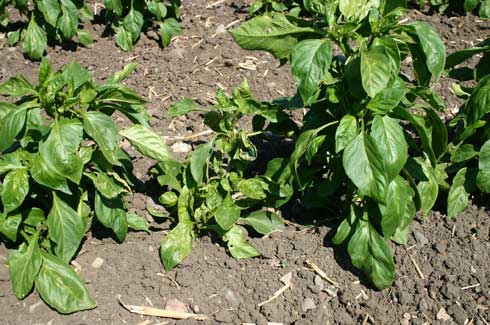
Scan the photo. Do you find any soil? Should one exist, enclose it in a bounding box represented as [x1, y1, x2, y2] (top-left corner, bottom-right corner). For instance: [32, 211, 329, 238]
[0, 1, 490, 324]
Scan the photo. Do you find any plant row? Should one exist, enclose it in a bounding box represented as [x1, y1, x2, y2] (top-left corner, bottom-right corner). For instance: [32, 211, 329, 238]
[0, 0, 181, 59]
[1, 0, 489, 315]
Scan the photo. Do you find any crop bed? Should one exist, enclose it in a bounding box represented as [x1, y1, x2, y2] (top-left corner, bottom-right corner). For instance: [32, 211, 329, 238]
[0, 1, 489, 324]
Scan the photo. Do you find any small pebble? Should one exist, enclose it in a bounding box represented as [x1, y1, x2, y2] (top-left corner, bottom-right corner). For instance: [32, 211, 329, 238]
[172, 142, 192, 153]
[223, 287, 243, 308]
[91, 257, 104, 269]
[165, 298, 188, 313]
[436, 307, 451, 321]
[413, 230, 428, 246]
[301, 297, 316, 312]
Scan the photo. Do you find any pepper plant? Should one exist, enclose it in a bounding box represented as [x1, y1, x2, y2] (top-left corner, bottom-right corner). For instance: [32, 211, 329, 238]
[443, 38, 490, 217]
[0, 60, 169, 313]
[417, 0, 490, 17]
[152, 81, 287, 271]
[231, 0, 449, 288]
[103, 0, 182, 51]
[0, 0, 94, 60]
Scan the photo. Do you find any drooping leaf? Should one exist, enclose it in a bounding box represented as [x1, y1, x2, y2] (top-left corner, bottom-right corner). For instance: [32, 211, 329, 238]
[0, 75, 37, 97]
[8, 233, 42, 299]
[0, 105, 28, 153]
[215, 202, 241, 231]
[22, 15, 48, 60]
[83, 111, 121, 165]
[343, 133, 388, 202]
[58, 0, 79, 39]
[158, 18, 182, 47]
[222, 225, 260, 259]
[126, 213, 150, 233]
[241, 210, 284, 235]
[36, 252, 96, 314]
[120, 125, 171, 162]
[291, 38, 332, 105]
[237, 178, 269, 200]
[190, 143, 212, 185]
[160, 222, 193, 271]
[123, 7, 144, 42]
[47, 193, 85, 263]
[447, 167, 477, 218]
[466, 75, 490, 126]
[335, 115, 358, 153]
[94, 192, 128, 242]
[477, 140, 490, 193]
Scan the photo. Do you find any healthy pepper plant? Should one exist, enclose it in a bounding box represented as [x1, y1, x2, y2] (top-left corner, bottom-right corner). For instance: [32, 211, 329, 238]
[103, 0, 182, 51]
[442, 38, 490, 217]
[417, 0, 490, 17]
[0, 0, 94, 60]
[151, 81, 288, 271]
[231, 0, 449, 289]
[0, 60, 169, 313]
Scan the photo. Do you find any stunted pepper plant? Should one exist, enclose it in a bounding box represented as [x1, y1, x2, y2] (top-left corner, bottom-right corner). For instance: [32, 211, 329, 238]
[152, 81, 288, 270]
[103, 0, 182, 51]
[231, 0, 450, 288]
[0, 0, 94, 59]
[0, 60, 168, 313]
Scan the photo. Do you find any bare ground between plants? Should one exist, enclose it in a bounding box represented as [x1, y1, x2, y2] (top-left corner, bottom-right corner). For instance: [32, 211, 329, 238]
[0, 1, 489, 324]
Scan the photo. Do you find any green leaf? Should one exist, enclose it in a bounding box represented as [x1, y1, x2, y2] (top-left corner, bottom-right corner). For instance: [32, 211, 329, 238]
[480, 0, 490, 18]
[160, 222, 193, 271]
[115, 27, 133, 52]
[107, 63, 137, 84]
[335, 115, 358, 153]
[120, 125, 171, 162]
[38, 58, 52, 86]
[39, 119, 84, 184]
[190, 143, 212, 185]
[36, 252, 96, 314]
[7, 30, 21, 46]
[94, 192, 128, 242]
[85, 172, 125, 199]
[8, 233, 42, 299]
[466, 75, 490, 126]
[104, 0, 122, 16]
[127, 213, 150, 233]
[378, 176, 411, 237]
[47, 193, 85, 262]
[215, 203, 241, 231]
[166, 98, 204, 118]
[31, 153, 71, 194]
[22, 15, 48, 60]
[37, 0, 61, 27]
[405, 157, 438, 216]
[339, 0, 372, 21]
[123, 8, 144, 42]
[451, 144, 479, 163]
[371, 115, 408, 180]
[347, 218, 395, 289]
[0, 75, 37, 97]
[237, 178, 269, 200]
[241, 210, 284, 235]
[464, 0, 480, 12]
[230, 13, 316, 60]
[446, 43, 490, 69]
[159, 191, 178, 207]
[404, 21, 446, 81]
[367, 84, 408, 113]
[158, 18, 182, 47]
[0, 213, 22, 242]
[76, 29, 93, 47]
[291, 39, 332, 105]
[0, 105, 28, 152]
[58, 0, 78, 39]
[343, 133, 388, 202]
[148, 1, 167, 20]
[361, 46, 393, 98]
[222, 225, 260, 259]
[1, 168, 29, 213]
[447, 167, 477, 218]
[83, 111, 121, 165]
[477, 140, 490, 193]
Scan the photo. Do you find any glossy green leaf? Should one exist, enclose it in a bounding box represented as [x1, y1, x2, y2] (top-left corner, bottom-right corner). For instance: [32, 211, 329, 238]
[123, 7, 144, 42]
[190, 143, 212, 185]
[237, 178, 269, 200]
[291, 39, 332, 105]
[39, 119, 84, 184]
[0, 105, 28, 152]
[0, 75, 37, 97]
[36, 252, 96, 314]
[215, 202, 241, 231]
[160, 222, 193, 271]
[115, 27, 133, 52]
[404, 21, 446, 81]
[335, 115, 357, 153]
[230, 13, 316, 59]
[367, 85, 408, 113]
[94, 192, 128, 242]
[1, 168, 29, 213]
[361, 46, 393, 98]
[158, 18, 182, 47]
[447, 167, 477, 218]
[371, 115, 407, 180]
[477, 140, 490, 193]
[58, 0, 78, 39]
[22, 15, 48, 60]
[37, 0, 61, 26]
[85, 172, 125, 199]
[8, 233, 42, 299]
[127, 213, 150, 233]
[222, 225, 260, 259]
[31, 153, 71, 194]
[241, 210, 284, 235]
[347, 218, 395, 289]
[343, 133, 388, 202]
[76, 29, 93, 47]
[378, 176, 410, 237]
[83, 111, 121, 165]
[120, 125, 171, 162]
[466, 75, 490, 126]
[47, 193, 85, 262]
